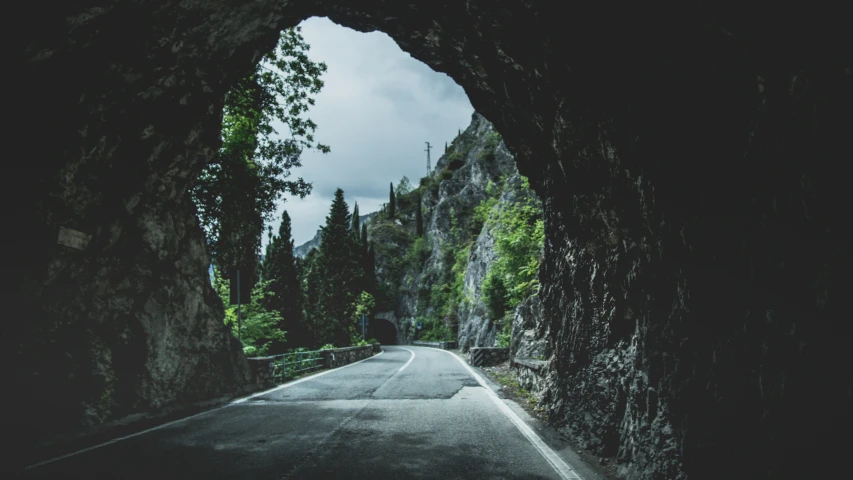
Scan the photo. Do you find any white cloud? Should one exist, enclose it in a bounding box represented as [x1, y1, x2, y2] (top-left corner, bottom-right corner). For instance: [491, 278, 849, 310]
[263, 17, 474, 247]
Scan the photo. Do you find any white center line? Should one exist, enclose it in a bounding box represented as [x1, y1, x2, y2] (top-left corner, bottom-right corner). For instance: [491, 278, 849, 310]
[397, 348, 416, 372]
[438, 349, 585, 480]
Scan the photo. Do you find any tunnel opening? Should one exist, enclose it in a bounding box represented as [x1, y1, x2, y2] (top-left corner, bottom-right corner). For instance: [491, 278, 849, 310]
[8, 2, 853, 479]
[368, 318, 398, 345]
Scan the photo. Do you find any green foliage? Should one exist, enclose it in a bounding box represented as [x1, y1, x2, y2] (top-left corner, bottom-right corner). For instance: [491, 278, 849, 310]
[350, 202, 360, 235]
[482, 274, 508, 319]
[388, 182, 396, 218]
[415, 193, 424, 237]
[496, 313, 513, 348]
[439, 168, 454, 181]
[416, 317, 455, 342]
[396, 176, 412, 197]
[301, 189, 372, 347]
[406, 237, 431, 269]
[213, 267, 286, 356]
[479, 176, 545, 319]
[367, 337, 379, 344]
[192, 27, 328, 279]
[351, 291, 375, 321]
[260, 210, 304, 346]
[485, 130, 502, 151]
[446, 152, 465, 170]
[319, 343, 336, 350]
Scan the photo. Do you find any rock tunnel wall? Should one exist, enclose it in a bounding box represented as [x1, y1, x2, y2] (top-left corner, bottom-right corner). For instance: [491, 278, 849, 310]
[7, 1, 852, 478]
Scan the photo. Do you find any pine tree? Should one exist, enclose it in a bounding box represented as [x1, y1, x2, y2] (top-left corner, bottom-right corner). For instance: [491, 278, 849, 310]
[310, 188, 364, 346]
[261, 210, 303, 350]
[445, 142, 448, 153]
[416, 193, 424, 237]
[389, 182, 396, 218]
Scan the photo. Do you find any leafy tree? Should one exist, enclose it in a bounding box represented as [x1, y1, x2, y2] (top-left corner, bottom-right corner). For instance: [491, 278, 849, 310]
[261, 210, 305, 348]
[212, 266, 286, 356]
[396, 176, 412, 197]
[350, 291, 376, 343]
[388, 182, 396, 218]
[415, 193, 424, 237]
[192, 27, 329, 289]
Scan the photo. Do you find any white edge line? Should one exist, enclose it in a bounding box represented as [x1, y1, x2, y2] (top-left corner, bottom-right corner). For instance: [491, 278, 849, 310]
[438, 349, 584, 480]
[25, 349, 385, 471]
[397, 348, 416, 372]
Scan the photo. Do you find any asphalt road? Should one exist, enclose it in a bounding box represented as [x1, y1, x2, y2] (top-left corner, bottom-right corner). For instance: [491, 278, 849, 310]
[24, 346, 597, 480]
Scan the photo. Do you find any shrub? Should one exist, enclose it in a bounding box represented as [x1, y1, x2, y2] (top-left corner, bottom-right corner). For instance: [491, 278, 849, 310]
[496, 313, 512, 348]
[439, 168, 454, 181]
[447, 152, 465, 170]
[406, 237, 431, 269]
[320, 343, 336, 350]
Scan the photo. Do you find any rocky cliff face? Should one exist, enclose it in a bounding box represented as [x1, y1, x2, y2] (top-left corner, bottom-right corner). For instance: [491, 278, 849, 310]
[10, 2, 851, 479]
[393, 113, 519, 345]
[360, 112, 530, 349]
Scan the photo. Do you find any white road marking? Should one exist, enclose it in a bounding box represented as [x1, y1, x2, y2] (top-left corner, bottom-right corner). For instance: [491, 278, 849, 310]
[397, 348, 416, 372]
[437, 349, 585, 480]
[24, 349, 385, 471]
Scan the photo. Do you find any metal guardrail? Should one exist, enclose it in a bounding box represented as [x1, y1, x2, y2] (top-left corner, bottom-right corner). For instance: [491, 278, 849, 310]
[270, 350, 325, 382]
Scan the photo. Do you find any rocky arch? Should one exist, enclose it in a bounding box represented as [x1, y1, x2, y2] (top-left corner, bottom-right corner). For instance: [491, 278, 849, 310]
[7, 2, 852, 479]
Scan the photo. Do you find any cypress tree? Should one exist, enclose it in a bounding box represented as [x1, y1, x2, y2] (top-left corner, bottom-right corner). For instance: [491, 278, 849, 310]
[415, 193, 424, 237]
[388, 182, 396, 219]
[351, 202, 360, 235]
[360, 224, 369, 257]
[261, 210, 303, 350]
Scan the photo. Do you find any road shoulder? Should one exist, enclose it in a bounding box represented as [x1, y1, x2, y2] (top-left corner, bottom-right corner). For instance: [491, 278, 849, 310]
[444, 349, 621, 480]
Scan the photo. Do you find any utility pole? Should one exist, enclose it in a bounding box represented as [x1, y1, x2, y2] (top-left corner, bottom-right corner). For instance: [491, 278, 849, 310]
[236, 269, 242, 344]
[425, 141, 432, 176]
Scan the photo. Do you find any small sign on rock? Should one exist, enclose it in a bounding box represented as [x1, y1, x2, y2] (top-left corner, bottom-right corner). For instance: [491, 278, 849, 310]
[57, 226, 92, 250]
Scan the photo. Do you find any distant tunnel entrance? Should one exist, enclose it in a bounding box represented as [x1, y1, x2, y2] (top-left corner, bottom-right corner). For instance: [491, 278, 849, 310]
[369, 318, 397, 345]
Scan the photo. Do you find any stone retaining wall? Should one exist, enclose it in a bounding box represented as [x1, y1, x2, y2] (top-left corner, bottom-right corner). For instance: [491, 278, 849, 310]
[322, 345, 375, 369]
[468, 347, 509, 366]
[246, 357, 276, 389]
[512, 357, 548, 400]
[247, 345, 377, 386]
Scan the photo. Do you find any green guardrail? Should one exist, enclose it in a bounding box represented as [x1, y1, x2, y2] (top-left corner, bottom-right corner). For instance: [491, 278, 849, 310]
[271, 350, 325, 382]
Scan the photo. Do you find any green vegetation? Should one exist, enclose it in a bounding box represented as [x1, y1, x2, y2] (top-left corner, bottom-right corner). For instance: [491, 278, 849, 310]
[406, 237, 431, 270]
[213, 267, 286, 356]
[396, 176, 413, 197]
[415, 193, 424, 237]
[388, 182, 396, 218]
[479, 177, 544, 346]
[192, 27, 328, 291]
[300, 189, 376, 347]
[416, 317, 455, 341]
[261, 210, 305, 347]
[446, 152, 465, 170]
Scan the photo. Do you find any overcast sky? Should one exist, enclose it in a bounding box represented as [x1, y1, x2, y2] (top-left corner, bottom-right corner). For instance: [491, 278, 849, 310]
[264, 17, 474, 247]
